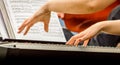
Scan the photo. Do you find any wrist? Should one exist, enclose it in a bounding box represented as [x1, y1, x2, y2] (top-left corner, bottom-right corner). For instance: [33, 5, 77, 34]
[41, 3, 50, 14]
[93, 21, 106, 32]
[97, 21, 109, 32]
[33, 3, 50, 18]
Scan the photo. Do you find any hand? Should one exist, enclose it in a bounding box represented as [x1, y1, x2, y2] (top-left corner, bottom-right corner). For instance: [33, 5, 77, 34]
[66, 22, 103, 47]
[18, 5, 51, 35]
[57, 13, 64, 19]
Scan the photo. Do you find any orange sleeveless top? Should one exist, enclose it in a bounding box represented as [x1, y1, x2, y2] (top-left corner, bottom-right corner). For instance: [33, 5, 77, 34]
[61, 0, 120, 33]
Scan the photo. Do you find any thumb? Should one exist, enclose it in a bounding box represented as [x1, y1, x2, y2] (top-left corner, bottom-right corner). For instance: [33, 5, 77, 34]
[83, 39, 90, 47]
[44, 21, 49, 32]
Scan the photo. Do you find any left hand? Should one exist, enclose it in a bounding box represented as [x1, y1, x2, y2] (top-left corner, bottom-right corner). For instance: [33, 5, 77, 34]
[18, 4, 51, 35]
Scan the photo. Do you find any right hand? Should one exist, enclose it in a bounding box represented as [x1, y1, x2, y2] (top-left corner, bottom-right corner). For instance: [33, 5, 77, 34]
[66, 22, 103, 47]
[18, 5, 51, 35]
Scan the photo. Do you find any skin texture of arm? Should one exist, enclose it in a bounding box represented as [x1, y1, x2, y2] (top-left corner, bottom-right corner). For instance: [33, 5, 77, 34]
[66, 20, 120, 47]
[48, 0, 116, 14]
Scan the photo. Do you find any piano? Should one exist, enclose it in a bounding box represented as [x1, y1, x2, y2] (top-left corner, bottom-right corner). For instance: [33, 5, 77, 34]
[0, 40, 120, 63]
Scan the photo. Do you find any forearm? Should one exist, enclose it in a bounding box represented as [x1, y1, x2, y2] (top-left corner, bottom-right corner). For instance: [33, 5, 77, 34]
[47, 0, 116, 14]
[47, 0, 91, 14]
[101, 20, 120, 35]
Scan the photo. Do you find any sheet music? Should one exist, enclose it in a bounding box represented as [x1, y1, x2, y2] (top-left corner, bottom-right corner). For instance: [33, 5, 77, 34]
[0, 10, 8, 38]
[3, 0, 66, 42]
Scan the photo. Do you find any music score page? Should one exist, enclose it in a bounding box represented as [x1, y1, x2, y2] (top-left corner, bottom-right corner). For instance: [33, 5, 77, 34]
[3, 0, 66, 42]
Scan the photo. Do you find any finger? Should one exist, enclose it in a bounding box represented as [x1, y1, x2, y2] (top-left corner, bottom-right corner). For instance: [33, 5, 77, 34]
[66, 36, 76, 46]
[83, 39, 90, 47]
[18, 24, 27, 33]
[18, 19, 28, 30]
[80, 33, 90, 47]
[24, 26, 30, 35]
[24, 22, 34, 35]
[18, 19, 29, 33]
[44, 21, 49, 32]
[74, 38, 82, 47]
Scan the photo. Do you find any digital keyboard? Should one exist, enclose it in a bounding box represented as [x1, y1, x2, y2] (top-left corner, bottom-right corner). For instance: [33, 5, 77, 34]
[0, 41, 120, 61]
[0, 41, 120, 53]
